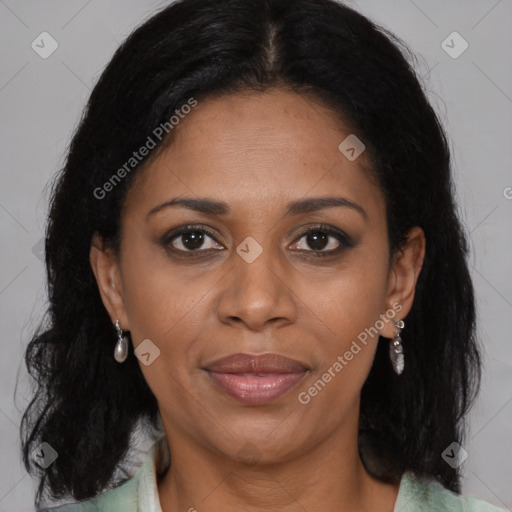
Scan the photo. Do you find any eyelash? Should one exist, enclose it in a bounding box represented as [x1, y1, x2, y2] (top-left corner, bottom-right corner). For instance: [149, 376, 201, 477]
[161, 223, 356, 258]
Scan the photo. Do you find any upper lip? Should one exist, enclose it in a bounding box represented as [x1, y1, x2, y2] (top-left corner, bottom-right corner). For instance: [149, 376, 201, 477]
[204, 353, 309, 374]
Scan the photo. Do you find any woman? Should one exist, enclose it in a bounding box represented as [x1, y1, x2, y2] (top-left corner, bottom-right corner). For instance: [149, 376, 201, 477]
[20, 0, 506, 510]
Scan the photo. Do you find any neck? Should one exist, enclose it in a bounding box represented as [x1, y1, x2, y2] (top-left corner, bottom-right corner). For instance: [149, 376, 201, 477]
[156, 411, 399, 512]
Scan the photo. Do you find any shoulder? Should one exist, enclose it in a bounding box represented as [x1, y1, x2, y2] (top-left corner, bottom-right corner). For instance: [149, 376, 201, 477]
[396, 471, 507, 512]
[37, 434, 170, 512]
[36, 477, 139, 512]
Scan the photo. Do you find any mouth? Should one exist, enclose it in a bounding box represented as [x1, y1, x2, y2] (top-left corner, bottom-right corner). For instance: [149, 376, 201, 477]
[203, 353, 309, 405]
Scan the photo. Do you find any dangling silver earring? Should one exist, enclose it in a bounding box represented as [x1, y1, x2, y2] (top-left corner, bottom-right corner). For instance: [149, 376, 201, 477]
[114, 320, 129, 363]
[389, 319, 405, 375]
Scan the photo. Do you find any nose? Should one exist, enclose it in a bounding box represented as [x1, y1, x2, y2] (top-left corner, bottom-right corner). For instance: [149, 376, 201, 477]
[216, 243, 298, 331]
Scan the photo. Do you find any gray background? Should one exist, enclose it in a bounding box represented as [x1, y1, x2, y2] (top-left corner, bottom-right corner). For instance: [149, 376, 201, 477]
[1, 0, 511, 510]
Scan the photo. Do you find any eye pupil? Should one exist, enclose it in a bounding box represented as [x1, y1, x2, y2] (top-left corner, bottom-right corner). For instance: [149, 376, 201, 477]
[307, 231, 329, 251]
[182, 231, 204, 250]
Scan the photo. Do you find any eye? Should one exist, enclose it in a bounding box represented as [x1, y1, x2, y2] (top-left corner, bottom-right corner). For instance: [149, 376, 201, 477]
[161, 223, 355, 257]
[163, 225, 224, 253]
[290, 224, 355, 256]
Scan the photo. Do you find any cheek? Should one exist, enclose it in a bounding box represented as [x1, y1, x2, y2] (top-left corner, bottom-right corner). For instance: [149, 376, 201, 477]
[120, 236, 209, 340]
[300, 258, 388, 401]
[120, 250, 222, 404]
[312, 256, 389, 338]
[298, 305, 380, 426]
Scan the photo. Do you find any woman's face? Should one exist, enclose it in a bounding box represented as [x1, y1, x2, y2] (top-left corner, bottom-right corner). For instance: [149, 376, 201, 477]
[91, 88, 424, 464]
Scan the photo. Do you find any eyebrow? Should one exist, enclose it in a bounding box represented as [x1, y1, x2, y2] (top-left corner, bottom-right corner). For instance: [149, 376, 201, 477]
[146, 196, 368, 221]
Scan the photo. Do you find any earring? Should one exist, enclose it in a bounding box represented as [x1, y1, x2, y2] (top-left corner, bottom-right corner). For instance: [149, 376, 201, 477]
[389, 319, 405, 375]
[114, 320, 129, 363]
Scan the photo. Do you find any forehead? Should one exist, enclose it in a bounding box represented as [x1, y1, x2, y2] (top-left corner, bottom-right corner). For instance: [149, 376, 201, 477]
[125, 89, 384, 222]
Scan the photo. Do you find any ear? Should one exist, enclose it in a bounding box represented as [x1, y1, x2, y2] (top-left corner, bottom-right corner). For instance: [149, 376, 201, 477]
[379, 226, 426, 338]
[89, 233, 130, 331]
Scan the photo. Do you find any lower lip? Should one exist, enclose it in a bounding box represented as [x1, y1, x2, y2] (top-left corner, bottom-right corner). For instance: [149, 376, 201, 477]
[205, 371, 307, 405]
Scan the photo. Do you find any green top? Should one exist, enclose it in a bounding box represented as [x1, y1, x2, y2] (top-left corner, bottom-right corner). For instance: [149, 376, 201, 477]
[38, 435, 507, 512]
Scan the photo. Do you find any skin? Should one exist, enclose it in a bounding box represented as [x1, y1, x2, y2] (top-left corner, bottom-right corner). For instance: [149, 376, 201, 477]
[90, 88, 425, 512]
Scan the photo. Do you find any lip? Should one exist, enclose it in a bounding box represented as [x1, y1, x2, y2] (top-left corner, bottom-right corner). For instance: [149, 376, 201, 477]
[204, 352, 309, 374]
[203, 353, 309, 405]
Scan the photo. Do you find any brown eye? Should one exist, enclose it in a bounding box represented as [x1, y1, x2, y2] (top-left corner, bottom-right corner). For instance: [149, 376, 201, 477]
[293, 230, 340, 252]
[302, 231, 331, 251]
[174, 231, 207, 251]
[163, 226, 224, 253]
[290, 224, 355, 256]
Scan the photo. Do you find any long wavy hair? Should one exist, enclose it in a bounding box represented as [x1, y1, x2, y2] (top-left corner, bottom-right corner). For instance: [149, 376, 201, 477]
[20, 0, 482, 504]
